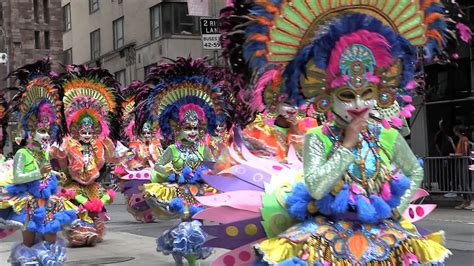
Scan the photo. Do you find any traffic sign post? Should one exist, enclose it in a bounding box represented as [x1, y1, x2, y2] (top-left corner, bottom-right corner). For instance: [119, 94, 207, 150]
[200, 18, 221, 50]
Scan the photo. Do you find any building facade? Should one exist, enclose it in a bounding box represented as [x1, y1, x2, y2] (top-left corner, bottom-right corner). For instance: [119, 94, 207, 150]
[0, 0, 63, 88]
[0, 0, 63, 155]
[62, 0, 225, 86]
[409, 2, 473, 158]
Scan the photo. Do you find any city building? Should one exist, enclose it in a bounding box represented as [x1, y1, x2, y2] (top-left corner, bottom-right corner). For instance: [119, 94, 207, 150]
[62, 0, 225, 86]
[0, 0, 63, 88]
[410, 1, 473, 157]
[0, 0, 63, 154]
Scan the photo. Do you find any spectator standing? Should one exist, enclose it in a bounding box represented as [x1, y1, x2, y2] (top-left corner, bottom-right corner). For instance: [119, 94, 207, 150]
[453, 125, 472, 209]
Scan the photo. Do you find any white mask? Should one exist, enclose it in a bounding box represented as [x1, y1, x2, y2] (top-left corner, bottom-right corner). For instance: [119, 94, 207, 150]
[79, 127, 94, 144]
[33, 128, 50, 149]
[332, 86, 375, 123]
[277, 102, 298, 120]
[179, 124, 200, 143]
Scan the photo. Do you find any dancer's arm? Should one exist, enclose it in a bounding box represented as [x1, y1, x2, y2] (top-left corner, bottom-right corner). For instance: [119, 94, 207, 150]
[303, 133, 355, 200]
[152, 146, 173, 183]
[12, 149, 42, 184]
[392, 133, 424, 213]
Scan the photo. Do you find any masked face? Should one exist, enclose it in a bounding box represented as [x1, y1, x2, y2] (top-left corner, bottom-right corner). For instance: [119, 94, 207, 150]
[141, 123, 153, 141]
[33, 127, 50, 148]
[277, 102, 298, 121]
[178, 124, 200, 143]
[215, 123, 226, 137]
[332, 86, 376, 123]
[79, 127, 94, 144]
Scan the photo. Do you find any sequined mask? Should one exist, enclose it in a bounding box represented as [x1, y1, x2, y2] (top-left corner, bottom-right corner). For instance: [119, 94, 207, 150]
[79, 117, 95, 144]
[332, 44, 377, 123]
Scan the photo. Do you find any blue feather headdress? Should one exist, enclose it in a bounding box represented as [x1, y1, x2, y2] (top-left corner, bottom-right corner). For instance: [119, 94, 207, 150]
[221, 0, 470, 129]
[136, 57, 227, 143]
[8, 59, 63, 143]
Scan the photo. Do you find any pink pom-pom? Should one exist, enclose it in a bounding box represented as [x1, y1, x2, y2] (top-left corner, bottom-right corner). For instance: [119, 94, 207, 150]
[381, 118, 391, 129]
[58, 188, 76, 199]
[456, 22, 473, 43]
[391, 117, 403, 127]
[381, 182, 392, 201]
[327, 111, 334, 121]
[107, 189, 116, 201]
[400, 108, 412, 118]
[406, 80, 417, 90]
[400, 95, 412, 103]
[83, 198, 104, 213]
[405, 104, 415, 112]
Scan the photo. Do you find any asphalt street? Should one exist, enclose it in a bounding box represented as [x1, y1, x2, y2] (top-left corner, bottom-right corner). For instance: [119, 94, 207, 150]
[1, 194, 473, 265]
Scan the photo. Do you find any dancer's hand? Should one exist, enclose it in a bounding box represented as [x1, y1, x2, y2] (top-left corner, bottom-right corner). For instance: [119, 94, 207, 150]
[40, 163, 52, 176]
[342, 117, 368, 149]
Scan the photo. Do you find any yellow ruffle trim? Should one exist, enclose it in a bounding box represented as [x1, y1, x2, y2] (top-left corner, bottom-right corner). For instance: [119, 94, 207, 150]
[256, 232, 451, 265]
[142, 183, 176, 203]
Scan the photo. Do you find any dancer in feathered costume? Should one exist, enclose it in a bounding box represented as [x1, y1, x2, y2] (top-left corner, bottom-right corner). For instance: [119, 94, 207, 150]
[241, 71, 318, 162]
[137, 57, 230, 265]
[194, 0, 471, 265]
[114, 80, 163, 223]
[0, 59, 77, 265]
[50, 64, 124, 247]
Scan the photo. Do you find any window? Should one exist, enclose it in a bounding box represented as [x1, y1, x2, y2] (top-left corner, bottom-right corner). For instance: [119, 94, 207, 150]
[63, 48, 73, 65]
[113, 17, 124, 49]
[63, 4, 71, 31]
[115, 69, 126, 86]
[151, 3, 200, 37]
[44, 31, 50, 49]
[34, 31, 40, 49]
[89, 0, 99, 13]
[90, 29, 100, 60]
[33, 0, 39, 23]
[150, 5, 160, 39]
[43, 0, 49, 23]
[144, 63, 157, 79]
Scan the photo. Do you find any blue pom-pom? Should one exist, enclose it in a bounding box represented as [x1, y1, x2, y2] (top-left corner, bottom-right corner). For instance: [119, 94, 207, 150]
[355, 195, 377, 224]
[189, 205, 205, 216]
[370, 195, 392, 220]
[167, 173, 176, 182]
[386, 195, 401, 208]
[169, 197, 185, 214]
[317, 193, 334, 215]
[391, 176, 411, 196]
[286, 183, 313, 221]
[331, 184, 350, 214]
[177, 174, 185, 184]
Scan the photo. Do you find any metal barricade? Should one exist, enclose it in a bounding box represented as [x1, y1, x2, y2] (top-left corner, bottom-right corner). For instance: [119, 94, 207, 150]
[422, 156, 472, 194]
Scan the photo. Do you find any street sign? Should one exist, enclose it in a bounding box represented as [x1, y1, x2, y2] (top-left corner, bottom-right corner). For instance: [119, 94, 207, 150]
[200, 18, 221, 50]
[0, 53, 7, 64]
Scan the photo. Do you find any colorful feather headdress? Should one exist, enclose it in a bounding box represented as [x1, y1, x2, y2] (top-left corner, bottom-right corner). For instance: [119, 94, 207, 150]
[61, 64, 121, 139]
[221, 0, 471, 129]
[136, 57, 228, 143]
[7, 59, 63, 142]
[120, 80, 158, 142]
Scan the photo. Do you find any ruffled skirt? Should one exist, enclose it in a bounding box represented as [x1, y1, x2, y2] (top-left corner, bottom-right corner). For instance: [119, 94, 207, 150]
[0, 175, 77, 237]
[59, 181, 113, 247]
[9, 238, 67, 266]
[255, 216, 450, 265]
[143, 182, 216, 220]
[157, 220, 213, 259]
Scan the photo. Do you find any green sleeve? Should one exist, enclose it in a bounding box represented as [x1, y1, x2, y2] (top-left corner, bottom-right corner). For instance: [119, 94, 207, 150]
[152, 146, 174, 183]
[12, 149, 42, 184]
[303, 132, 355, 200]
[393, 133, 424, 213]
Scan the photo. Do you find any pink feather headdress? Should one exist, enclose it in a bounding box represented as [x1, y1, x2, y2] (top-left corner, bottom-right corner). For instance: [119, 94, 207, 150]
[179, 104, 206, 124]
